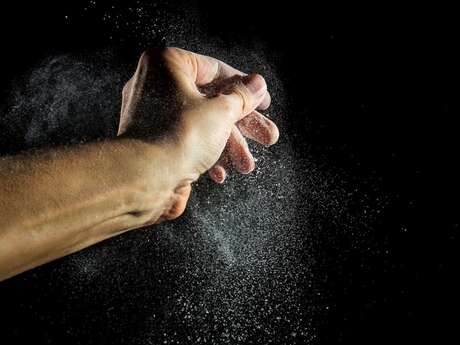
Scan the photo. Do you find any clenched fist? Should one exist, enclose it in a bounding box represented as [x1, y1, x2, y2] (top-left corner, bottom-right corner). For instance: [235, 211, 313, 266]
[118, 47, 279, 221]
[0, 47, 279, 280]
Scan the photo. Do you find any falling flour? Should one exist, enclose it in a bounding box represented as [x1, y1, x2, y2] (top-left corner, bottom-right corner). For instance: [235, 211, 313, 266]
[0, 2, 387, 344]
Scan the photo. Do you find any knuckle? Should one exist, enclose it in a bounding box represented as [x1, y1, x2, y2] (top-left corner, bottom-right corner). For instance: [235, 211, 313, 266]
[139, 49, 155, 66]
[231, 85, 249, 113]
[159, 47, 180, 61]
[164, 200, 187, 220]
[139, 47, 176, 69]
[257, 73, 267, 84]
[138, 47, 182, 77]
[218, 94, 238, 116]
[165, 207, 185, 221]
[252, 73, 267, 88]
[137, 51, 153, 77]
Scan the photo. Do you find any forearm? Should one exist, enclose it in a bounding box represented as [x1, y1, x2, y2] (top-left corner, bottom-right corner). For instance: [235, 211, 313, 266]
[0, 137, 186, 281]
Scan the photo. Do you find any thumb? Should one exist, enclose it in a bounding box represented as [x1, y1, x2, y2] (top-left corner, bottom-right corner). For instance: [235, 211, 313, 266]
[207, 74, 268, 122]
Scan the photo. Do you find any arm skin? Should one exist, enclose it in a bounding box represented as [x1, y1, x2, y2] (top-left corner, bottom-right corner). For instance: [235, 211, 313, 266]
[0, 47, 279, 281]
[0, 138, 192, 280]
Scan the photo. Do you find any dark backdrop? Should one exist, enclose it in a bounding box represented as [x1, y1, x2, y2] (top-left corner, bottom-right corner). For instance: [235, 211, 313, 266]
[0, 1, 458, 344]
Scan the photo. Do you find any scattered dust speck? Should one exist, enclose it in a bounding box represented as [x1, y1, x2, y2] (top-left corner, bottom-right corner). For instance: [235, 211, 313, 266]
[0, 2, 388, 344]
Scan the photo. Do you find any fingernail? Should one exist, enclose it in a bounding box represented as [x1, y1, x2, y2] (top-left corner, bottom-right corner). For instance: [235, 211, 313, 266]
[210, 166, 226, 184]
[243, 74, 266, 96]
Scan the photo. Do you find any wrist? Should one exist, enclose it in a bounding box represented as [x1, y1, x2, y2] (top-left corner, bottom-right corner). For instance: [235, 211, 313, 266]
[113, 137, 198, 215]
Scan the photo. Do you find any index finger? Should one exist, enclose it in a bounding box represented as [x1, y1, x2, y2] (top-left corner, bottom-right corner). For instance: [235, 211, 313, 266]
[169, 47, 271, 109]
[192, 51, 271, 110]
[193, 52, 244, 85]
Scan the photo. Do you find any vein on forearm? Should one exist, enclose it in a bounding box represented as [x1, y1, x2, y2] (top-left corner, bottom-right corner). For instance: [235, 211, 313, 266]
[0, 138, 172, 281]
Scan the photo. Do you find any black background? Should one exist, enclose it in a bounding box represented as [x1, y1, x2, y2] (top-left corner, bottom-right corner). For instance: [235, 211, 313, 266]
[0, 1, 458, 344]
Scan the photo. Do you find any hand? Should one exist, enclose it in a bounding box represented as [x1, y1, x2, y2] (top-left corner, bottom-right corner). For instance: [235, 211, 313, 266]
[0, 48, 280, 279]
[117, 47, 279, 221]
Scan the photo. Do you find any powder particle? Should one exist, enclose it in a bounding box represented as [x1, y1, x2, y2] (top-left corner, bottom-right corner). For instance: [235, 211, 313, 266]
[0, 3, 387, 344]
